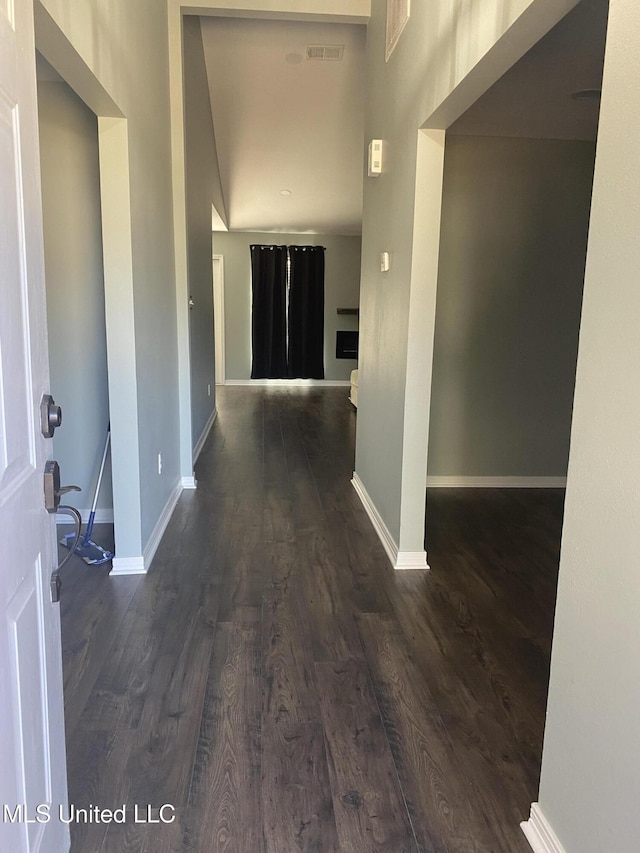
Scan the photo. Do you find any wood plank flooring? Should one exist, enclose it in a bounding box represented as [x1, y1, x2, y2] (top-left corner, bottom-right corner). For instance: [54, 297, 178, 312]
[60, 387, 562, 852]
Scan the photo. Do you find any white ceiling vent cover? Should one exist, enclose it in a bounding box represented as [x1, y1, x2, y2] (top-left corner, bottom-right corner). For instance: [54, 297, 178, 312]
[306, 44, 344, 61]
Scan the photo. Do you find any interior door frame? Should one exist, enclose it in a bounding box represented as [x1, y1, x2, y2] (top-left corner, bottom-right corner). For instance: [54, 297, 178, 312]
[212, 252, 226, 385]
[34, 1, 144, 572]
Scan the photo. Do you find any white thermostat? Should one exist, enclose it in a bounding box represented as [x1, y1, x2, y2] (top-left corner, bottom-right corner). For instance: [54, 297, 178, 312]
[368, 139, 383, 177]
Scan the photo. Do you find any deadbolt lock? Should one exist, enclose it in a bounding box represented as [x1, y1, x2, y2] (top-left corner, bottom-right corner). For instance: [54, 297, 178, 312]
[41, 394, 62, 438]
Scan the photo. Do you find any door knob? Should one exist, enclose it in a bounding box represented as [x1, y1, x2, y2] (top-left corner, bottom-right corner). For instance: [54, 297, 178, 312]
[43, 461, 82, 579]
[44, 461, 80, 513]
[41, 394, 62, 438]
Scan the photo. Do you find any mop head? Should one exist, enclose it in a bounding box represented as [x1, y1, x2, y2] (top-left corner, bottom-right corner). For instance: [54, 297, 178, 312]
[60, 532, 114, 566]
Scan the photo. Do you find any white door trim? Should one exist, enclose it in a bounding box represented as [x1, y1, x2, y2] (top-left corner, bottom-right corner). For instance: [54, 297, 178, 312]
[213, 252, 225, 385]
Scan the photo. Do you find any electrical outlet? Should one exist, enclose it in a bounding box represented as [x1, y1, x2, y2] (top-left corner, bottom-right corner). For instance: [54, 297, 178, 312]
[208, 384, 211, 396]
[157, 452, 162, 475]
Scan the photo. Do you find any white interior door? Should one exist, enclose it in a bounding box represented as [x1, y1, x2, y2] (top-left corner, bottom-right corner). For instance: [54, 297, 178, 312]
[0, 1, 69, 851]
[213, 254, 225, 384]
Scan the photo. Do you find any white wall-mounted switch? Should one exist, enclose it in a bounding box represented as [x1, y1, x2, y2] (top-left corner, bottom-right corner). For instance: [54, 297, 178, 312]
[368, 139, 383, 177]
[380, 251, 391, 272]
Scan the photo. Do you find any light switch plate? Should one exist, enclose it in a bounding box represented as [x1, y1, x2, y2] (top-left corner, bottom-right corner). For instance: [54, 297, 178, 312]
[368, 139, 383, 177]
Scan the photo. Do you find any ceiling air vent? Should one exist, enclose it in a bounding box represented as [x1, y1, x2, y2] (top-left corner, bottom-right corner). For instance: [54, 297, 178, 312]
[306, 44, 344, 61]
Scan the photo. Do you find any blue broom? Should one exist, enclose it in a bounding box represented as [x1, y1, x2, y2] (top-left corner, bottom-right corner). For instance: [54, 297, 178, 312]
[61, 425, 114, 565]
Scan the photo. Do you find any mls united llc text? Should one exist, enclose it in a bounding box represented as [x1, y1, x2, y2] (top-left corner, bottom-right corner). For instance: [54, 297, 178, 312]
[3, 804, 176, 825]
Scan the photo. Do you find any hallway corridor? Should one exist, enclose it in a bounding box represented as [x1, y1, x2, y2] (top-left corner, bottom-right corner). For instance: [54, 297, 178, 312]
[61, 387, 560, 852]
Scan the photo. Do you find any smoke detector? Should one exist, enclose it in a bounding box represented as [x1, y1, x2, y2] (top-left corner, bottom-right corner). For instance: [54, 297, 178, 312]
[306, 44, 344, 61]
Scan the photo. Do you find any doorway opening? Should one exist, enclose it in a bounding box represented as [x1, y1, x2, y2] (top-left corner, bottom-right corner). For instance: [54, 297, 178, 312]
[422, 0, 608, 834]
[426, 0, 608, 522]
[36, 54, 115, 565]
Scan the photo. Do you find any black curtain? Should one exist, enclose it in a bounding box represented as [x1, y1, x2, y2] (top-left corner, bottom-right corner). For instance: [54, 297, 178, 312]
[288, 245, 325, 379]
[250, 245, 288, 378]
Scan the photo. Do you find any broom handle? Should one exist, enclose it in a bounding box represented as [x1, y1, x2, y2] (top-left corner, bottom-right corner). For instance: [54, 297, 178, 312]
[82, 427, 111, 546]
[90, 427, 111, 516]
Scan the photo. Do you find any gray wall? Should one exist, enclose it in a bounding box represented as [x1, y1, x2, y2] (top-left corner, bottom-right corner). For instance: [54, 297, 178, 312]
[123, 4, 180, 551]
[536, 2, 640, 848]
[213, 231, 361, 381]
[428, 135, 595, 477]
[183, 16, 222, 448]
[37, 79, 113, 512]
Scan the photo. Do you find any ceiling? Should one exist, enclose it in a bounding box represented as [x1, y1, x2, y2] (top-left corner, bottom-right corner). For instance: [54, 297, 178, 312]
[449, 0, 609, 140]
[200, 1, 608, 235]
[200, 17, 366, 234]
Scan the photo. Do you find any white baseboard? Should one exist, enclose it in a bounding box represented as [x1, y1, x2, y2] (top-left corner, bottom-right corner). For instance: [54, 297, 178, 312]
[521, 803, 566, 853]
[225, 379, 350, 387]
[395, 551, 429, 570]
[193, 407, 217, 464]
[351, 473, 429, 571]
[351, 473, 396, 564]
[110, 556, 145, 576]
[142, 479, 183, 571]
[426, 476, 567, 488]
[181, 476, 197, 489]
[55, 508, 114, 525]
[110, 480, 183, 576]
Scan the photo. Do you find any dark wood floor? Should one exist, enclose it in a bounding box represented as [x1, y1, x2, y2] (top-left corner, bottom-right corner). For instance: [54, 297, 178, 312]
[59, 386, 562, 852]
